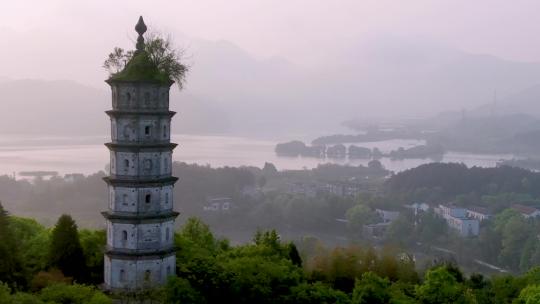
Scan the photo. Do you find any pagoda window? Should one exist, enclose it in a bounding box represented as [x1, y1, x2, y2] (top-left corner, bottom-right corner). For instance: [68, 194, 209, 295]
[145, 194, 151, 204]
[163, 125, 167, 138]
[122, 194, 128, 206]
[145, 126, 151, 136]
[144, 159, 152, 171]
[120, 269, 126, 282]
[122, 230, 128, 241]
[126, 92, 131, 102]
[144, 270, 151, 281]
[124, 159, 129, 170]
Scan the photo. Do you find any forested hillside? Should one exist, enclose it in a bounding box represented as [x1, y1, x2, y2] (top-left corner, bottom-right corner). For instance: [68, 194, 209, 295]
[2, 205, 540, 304]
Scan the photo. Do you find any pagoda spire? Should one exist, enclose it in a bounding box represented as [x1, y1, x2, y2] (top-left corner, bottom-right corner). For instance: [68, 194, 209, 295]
[135, 16, 147, 53]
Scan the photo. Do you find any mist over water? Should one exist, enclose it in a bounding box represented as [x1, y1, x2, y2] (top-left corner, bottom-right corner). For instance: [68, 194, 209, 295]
[0, 134, 515, 178]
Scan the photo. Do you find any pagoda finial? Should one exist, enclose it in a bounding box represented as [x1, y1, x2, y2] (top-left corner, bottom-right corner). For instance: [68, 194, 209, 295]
[135, 16, 147, 53]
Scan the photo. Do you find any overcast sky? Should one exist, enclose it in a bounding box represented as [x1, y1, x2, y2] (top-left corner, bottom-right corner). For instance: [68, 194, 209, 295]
[1, 0, 540, 86]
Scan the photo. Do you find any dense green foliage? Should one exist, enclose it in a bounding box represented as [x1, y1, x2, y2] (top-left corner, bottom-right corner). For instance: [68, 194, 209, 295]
[104, 34, 188, 88]
[386, 163, 540, 198]
[2, 208, 540, 303]
[0, 203, 26, 289]
[48, 215, 87, 282]
[164, 218, 540, 303]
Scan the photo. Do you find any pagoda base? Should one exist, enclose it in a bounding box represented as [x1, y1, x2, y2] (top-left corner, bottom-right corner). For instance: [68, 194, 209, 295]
[104, 252, 175, 291]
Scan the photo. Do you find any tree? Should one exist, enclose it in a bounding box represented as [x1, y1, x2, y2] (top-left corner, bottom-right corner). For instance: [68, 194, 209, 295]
[163, 277, 205, 304]
[287, 282, 349, 304]
[346, 205, 379, 233]
[490, 275, 527, 304]
[385, 215, 414, 246]
[79, 229, 106, 284]
[39, 283, 111, 304]
[0, 203, 26, 289]
[416, 267, 475, 304]
[416, 211, 447, 244]
[368, 160, 383, 171]
[262, 162, 278, 176]
[48, 215, 86, 281]
[217, 253, 303, 304]
[9, 217, 50, 276]
[104, 34, 188, 89]
[518, 285, 540, 304]
[499, 215, 533, 271]
[351, 272, 390, 304]
[288, 243, 303, 267]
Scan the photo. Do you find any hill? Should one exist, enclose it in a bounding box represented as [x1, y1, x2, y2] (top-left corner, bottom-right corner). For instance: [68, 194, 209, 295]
[0, 79, 229, 136]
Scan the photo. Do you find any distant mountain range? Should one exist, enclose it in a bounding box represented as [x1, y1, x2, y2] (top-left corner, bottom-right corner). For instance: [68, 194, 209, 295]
[0, 79, 228, 136]
[3, 35, 540, 138]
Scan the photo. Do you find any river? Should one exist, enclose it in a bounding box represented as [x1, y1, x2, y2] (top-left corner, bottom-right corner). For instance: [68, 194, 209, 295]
[0, 134, 515, 178]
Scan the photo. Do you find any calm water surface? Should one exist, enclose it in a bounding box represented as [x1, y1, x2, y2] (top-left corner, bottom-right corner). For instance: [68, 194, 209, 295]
[0, 134, 514, 178]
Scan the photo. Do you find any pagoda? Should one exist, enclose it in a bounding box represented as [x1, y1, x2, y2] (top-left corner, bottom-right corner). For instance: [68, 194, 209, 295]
[102, 16, 179, 291]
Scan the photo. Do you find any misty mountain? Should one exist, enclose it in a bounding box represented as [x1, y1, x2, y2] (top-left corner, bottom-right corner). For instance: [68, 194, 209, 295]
[182, 35, 540, 136]
[330, 37, 540, 117]
[4, 35, 540, 138]
[471, 83, 540, 118]
[0, 79, 229, 137]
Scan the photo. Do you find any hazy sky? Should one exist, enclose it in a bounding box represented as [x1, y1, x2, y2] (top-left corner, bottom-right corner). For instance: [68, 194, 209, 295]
[1, 0, 540, 88]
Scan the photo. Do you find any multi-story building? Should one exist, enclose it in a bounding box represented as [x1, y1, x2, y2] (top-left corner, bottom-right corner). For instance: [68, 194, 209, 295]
[102, 17, 179, 291]
[435, 204, 479, 237]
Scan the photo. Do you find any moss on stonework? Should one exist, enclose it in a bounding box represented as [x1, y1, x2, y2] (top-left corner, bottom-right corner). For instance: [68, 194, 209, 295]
[108, 51, 171, 84]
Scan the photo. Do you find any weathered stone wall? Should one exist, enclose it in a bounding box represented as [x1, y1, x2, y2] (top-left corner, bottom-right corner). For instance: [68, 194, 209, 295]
[109, 185, 174, 213]
[112, 84, 169, 111]
[106, 220, 174, 250]
[105, 80, 177, 291]
[109, 151, 172, 177]
[104, 254, 175, 290]
[111, 116, 171, 143]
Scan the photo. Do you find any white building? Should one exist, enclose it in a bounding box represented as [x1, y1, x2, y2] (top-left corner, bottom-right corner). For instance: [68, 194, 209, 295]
[203, 197, 234, 212]
[445, 216, 480, 237]
[375, 209, 400, 223]
[466, 206, 491, 221]
[435, 204, 479, 237]
[405, 202, 430, 216]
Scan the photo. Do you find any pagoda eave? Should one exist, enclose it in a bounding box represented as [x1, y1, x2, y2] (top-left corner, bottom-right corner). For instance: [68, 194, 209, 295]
[101, 211, 179, 222]
[103, 176, 178, 187]
[105, 78, 175, 87]
[105, 248, 176, 260]
[105, 142, 178, 152]
[105, 110, 176, 118]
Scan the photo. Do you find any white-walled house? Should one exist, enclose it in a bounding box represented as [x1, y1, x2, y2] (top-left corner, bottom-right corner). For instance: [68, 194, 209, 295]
[203, 197, 234, 212]
[435, 204, 479, 237]
[405, 202, 430, 216]
[436, 204, 467, 218]
[445, 216, 480, 237]
[375, 209, 400, 223]
[466, 206, 492, 221]
[511, 204, 540, 218]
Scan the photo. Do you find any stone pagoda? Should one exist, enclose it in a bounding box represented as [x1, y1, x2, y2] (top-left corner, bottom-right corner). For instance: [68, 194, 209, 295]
[102, 16, 179, 291]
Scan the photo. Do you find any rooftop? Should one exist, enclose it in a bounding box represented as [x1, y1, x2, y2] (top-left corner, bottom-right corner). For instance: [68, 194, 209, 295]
[467, 206, 491, 215]
[511, 204, 539, 215]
